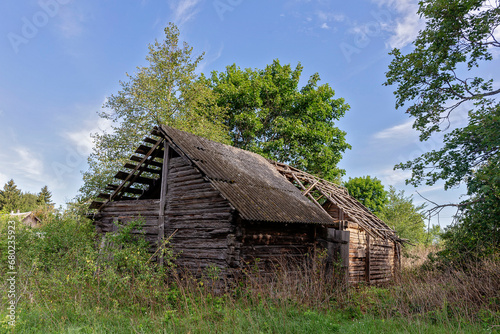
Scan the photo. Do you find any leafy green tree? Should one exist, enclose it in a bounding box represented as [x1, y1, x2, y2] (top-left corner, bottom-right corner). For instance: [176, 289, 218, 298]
[208, 60, 351, 182]
[80, 23, 229, 201]
[438, 161, 500, 262]
[343, 176, 387, 214]
[384, 0, 499, 260]
[378, 186, 427, 245]
[37, 185, 54, 207]
[0, 179, 22, 213]
[19, 193, 38, 212]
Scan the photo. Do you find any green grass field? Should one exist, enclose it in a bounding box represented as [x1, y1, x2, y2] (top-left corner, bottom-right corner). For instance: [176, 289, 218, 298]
[1, 215, 498, 333]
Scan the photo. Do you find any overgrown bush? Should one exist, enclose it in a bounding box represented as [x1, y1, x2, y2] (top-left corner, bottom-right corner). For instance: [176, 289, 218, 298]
[0, 212, 498, 333]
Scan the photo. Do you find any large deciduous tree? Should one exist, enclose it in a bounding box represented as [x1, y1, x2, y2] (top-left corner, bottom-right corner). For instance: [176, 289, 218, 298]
[378, 186, 428, 245]
[343, 176, 387, 214]
[208, 60, 351, 182]
[384, 0, 499, 261]
[79, 23, 229, 201]
[80, 23, 351, 201]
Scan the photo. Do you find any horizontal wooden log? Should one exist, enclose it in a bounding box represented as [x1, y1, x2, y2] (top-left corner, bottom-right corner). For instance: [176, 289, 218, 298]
[167, 207, 233, 216]
[169, 167, 200, 178]
[171, 238, 228, 249]
[102, 199, 159, 207]
[172, 248, 227, 261]
[169, 228, 234, 239]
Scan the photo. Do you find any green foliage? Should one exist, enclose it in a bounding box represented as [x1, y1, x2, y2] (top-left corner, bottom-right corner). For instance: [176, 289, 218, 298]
[0, 213, 497, 333]
[79, 23, 230, 201]
[438, 161, 500, 263]
[0, 179, 22, 213]
[378, 186, 428, 245]
[0, 179, 53, 213]
[384, 0, 499, 140]
[36, 185, 53, 207]
[208, 60, 351, 182]
[384, 0, 500, 261]
[343, 176, 387, 214]
[80, 25, 352, 201]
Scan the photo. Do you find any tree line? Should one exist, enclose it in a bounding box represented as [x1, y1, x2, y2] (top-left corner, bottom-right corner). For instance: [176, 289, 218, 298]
[0, 179, 53, 213]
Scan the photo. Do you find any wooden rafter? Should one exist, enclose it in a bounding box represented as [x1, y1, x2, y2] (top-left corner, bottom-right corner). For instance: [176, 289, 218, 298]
[95, 137, 165, 211]
[272, 161, 403, 244]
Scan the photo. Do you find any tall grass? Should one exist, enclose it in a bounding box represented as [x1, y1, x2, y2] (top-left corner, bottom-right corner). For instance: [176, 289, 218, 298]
[0, 214, 498, 333]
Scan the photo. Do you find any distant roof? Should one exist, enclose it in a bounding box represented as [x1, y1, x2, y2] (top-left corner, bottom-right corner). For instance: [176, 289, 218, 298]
[7, 211, 41, 223]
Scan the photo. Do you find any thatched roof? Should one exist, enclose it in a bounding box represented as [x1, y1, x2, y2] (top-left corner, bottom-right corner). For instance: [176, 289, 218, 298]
[90, 125, 402, 242]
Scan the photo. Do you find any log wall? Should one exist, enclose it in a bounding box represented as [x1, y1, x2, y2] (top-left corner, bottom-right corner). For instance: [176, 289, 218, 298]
[346, 223, 396, 284]
[237, 221, 319, 274]
[93, 199, 160, 248]
[323, 201, 398, 284]
[165, 156, 235, 275]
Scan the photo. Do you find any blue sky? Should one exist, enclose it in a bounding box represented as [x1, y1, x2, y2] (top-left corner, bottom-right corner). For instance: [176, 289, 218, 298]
[1, 0, 491, 227]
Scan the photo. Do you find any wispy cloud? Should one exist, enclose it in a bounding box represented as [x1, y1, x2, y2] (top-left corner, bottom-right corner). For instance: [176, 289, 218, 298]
[315, 10, 344, 30]
[377, 167, 412, 186]
[371, 0, 424, 48]
[197, 43, 224, 73]
[56, 5, 88, 39]
[170, 0, 202, 26]
[373, 120, 418, 142]
[14, 147, 44, 179]
[316, 10, 345, 23]
[0, 171, 8, 185]
[64, 112, 113, 156]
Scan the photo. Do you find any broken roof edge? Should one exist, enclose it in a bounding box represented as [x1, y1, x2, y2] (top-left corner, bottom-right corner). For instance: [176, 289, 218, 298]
[270, 160, 405, 244]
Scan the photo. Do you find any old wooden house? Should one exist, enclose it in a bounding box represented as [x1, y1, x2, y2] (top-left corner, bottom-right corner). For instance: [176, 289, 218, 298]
[90, 125, 403, 284]
[9, 210, 41, 228]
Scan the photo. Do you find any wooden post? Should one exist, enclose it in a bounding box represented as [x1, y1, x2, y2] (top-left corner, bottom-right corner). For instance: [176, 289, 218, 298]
[365, 234, 371, 284]
[327, 229, 350, 283]
[158, 142, 170, 266]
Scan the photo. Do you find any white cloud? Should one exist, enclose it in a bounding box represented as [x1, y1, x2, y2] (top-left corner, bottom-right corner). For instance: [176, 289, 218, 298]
[0, 172, 8, 185]
[56, 5, 87, 39]
[14, 147, 44, 180]
[315, 10, 344, 30]
[373, 120, 417, 141]
[371, 0, 425, 48]
[376, 167, 412, 186]
[64, 113, 113, 156]
[197, 43, 224, 73]
[416, 184, 444, 195]
[170, 0, 201, 26]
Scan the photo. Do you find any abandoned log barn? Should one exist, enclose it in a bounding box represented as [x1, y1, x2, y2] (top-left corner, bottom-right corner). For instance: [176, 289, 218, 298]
[90, 125, 404, 284]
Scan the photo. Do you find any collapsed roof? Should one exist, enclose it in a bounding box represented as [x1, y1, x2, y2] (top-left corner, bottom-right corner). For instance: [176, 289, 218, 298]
[90, 125, 402, 243]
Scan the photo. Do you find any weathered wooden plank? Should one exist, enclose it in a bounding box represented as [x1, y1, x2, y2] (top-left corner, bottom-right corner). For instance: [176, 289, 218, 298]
[115, 171, 157, 185]
[89, 201, 104, 209]
[102, 199, 160, 207]
[135, 144, 164, 156]
[105, 184, 145, 195]
[130, 155, 163, 168]
[158, 142, 170, 266]
[169, 204, 231, 213]
[124, 163, 161, 175]
[167, 208, 233, 216]
[169, 167, 200, 178]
